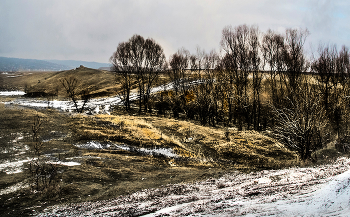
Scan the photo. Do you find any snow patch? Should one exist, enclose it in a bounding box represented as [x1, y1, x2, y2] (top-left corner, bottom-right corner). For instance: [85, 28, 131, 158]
[139, 147, 178, 158]
[0, 182, 29, 196]
[0, 91, 26, 96]
[74, 141, 111, 150]
[49, 161, 81, 166]
[257, 177, 271, 184]
[0, 158, 33, 174]
[74, 141, 178, 158]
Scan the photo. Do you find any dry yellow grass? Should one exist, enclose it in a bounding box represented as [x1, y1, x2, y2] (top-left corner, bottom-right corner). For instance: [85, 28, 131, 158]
[70, 113, 298, 169]
[1, 67, 121, 98]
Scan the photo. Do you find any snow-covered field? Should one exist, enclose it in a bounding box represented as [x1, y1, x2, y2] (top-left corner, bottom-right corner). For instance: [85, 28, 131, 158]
[36, 157, 350, 216]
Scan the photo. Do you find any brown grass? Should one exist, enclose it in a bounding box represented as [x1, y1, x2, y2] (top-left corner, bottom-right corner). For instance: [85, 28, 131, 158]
[69, 113, 298, 169]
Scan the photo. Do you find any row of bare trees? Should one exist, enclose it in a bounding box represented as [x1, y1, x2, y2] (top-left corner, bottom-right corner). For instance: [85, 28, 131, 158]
[110, 35, 167, 113]
[110, 25, 350, 160]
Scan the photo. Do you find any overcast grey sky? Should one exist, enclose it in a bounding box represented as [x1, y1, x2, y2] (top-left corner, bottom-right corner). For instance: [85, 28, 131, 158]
[0, 0, 349, 63]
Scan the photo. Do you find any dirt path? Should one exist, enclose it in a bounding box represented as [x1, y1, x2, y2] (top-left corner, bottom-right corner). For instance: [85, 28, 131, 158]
[36, 157, 350, 216]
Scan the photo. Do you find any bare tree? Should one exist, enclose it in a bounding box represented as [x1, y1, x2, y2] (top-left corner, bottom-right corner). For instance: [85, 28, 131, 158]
[221, 25, 246, 129]
[312, 45, 350, 136]
[110, 41, 133, 111]
[169, 48, 190, 96]
[168, 48, 190, 118]
[248, 25, 262, 130]
[143, 38, 166, 112]
[273, 79, 326, 161]
[221, 24, 260, 130]
[262, 29, 285, 105]
[28, 115, 58, 191]
[282, 28, 309, 99]
[60, 76, 90, 113]
[192, 50, 220, 125]
[312, 44, 338, 110]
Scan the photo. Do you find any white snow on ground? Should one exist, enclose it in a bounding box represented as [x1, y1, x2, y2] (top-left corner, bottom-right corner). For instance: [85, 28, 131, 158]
[0, 158, 33, 174]
[0, 182, 29, 196]
[2, 91, 123, 113]
[74, 141, 178, 158]
[49, 161, 81, 166]
[74, 141, 111, 150]
[36, 157, 350, 217]
[139, 147, 178, 158]
[241, 169, 350, 216]
[1, 80, 203, 114]
[0, 91, 26, 96]
[0, 158, 80, 175]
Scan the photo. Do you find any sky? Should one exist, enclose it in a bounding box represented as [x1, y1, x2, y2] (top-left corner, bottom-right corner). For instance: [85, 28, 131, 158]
[0, 0, 349, 63]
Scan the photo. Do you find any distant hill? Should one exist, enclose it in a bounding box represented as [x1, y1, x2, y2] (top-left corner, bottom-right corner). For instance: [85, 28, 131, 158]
[0, 57, 70, 72]
[45, 60, 110, 70]
[0, 56, 111, 72]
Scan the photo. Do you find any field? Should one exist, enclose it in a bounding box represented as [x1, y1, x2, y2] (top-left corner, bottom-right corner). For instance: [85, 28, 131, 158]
[0, 68, 347, 216]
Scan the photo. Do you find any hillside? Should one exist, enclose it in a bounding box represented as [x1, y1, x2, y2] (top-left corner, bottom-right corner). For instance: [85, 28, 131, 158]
[45, 60, 110, 70]
[20, 66, 120, 98]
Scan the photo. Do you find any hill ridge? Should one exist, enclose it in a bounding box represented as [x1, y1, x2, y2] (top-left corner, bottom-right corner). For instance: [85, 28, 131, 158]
[0, 56, 110, 72]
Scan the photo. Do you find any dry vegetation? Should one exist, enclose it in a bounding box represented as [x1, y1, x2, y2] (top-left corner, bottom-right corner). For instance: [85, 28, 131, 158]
[69, 113, 297, 169]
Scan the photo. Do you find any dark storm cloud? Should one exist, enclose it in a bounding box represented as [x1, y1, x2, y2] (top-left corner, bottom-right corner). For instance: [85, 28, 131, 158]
[0, 0, 349, 62]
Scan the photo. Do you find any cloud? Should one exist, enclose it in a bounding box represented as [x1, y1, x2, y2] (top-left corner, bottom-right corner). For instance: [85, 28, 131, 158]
[0, 0, 349, 62]
[303, 0, 350, 49]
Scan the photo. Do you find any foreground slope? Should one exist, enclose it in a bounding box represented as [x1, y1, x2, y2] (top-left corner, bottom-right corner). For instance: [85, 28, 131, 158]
[0, 102, 299, 216]
[35, 157, 350, 216]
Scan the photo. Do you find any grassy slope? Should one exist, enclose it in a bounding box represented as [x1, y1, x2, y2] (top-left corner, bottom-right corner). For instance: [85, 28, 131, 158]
[27, 66, 119, 98]
[72, 113, 297, 169]
[1, 67, 119, 98]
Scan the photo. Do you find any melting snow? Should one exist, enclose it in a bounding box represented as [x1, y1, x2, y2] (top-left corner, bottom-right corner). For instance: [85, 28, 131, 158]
[74, 141, 178, 158]
[0, 157, 80, 175]
[0, 91, 26, 96]
[139, 147, 178, 158]
[74, 141, 111, 150]
[2, 80, 203, 114]
[0, 158, 33, 174]
[49, 161, 81, 166]
[0, 182, 29, 196]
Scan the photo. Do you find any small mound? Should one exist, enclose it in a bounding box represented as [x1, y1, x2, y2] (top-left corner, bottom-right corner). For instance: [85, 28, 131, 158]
[71, 114, 298, 169]
[215, 131, 297, 168]
[25, 67, 118, 98]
